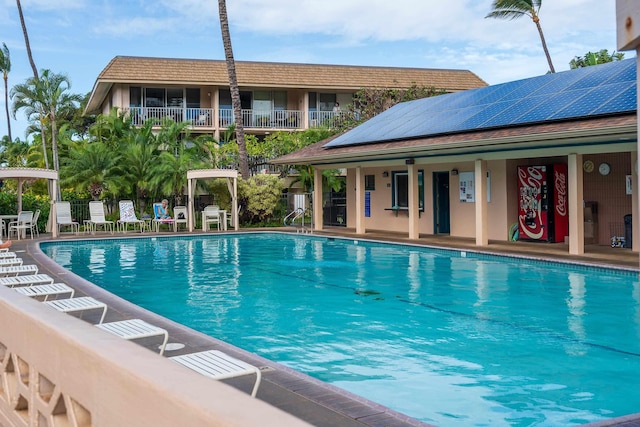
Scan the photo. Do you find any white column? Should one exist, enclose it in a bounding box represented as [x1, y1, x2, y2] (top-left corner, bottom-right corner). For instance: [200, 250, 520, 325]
[355, 166, 365, 234]
[632, 151, 638, 252]
[568, 153, 585, 255]
[407, 163, 419, 239]
[475, 159, 488, 246]
[187, 178, 194, 232]
[313, 168, 323, 232]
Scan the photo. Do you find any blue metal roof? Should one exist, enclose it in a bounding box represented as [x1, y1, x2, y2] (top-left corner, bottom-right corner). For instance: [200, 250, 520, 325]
[324, 59, 637, 148]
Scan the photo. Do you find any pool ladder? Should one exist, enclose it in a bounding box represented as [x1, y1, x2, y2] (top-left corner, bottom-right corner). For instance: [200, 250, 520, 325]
[284, 208, 311, 234]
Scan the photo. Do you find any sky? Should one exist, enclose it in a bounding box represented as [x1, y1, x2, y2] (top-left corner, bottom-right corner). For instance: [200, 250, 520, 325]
[0, 0, 629, 141]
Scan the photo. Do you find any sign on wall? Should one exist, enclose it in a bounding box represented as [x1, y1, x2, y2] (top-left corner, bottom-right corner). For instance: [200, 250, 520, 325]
[458, 171, 491, 203]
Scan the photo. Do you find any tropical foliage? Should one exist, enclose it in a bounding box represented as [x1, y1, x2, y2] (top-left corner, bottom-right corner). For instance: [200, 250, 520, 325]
[570, 49, 625, 69]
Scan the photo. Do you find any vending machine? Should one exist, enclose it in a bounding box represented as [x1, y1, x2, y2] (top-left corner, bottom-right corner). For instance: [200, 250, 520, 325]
[517, 164, 569, 242]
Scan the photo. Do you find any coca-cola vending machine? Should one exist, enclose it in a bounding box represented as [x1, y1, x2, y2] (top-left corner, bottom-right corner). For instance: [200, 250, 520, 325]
[517, 165, 569, 242]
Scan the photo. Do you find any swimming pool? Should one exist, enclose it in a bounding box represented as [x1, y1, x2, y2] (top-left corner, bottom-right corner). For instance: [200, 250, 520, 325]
[42, 233, 640, 427]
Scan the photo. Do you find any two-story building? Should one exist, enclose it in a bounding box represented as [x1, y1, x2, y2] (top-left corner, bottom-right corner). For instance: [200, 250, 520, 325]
[85, 56, 487, 140]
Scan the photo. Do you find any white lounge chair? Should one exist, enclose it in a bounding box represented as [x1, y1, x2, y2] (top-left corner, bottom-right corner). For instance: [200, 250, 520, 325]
[14, 283, 75, 301]
[202, 205, 221, 231]
[0, 257, 23, 267]
[0, 265, 38, 277]
[0, 274, 54, 287]
[96, 319, 168, 355]
[0, 251, 17, 259]
[152, 202, 174, 232]
[55, 201, 80, 234]
[117, 200, 145, 233]
[173, 206, 188, 232]
[44, 296, 108, 324]
[170, 350, 262, 397]
[88, 201, 114, 234]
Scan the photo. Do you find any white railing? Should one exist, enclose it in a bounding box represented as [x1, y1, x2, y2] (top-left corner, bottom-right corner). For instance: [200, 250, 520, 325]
[221, 109, 304, 129]
[125, 107, 309, 130]
[0, 286, 307, 426]
[125, 107, 214, 127]
[308, 111, 341, 128]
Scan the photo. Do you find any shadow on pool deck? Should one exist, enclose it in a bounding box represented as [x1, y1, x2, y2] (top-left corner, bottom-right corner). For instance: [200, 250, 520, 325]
[13, 227, 640, 427]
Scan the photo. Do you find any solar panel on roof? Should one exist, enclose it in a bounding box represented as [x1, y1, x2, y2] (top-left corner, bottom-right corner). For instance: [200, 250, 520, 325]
[324, 59, 636, 149]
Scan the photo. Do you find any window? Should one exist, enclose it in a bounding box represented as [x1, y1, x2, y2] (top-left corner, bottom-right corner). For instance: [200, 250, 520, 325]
[186, 88, 200, 109]
[145, 88, 165, 107]
[365, 175, 375, 190]
[167, 88, 183, 108]
[391, 170, 424, 210]
[319, 93, 337, 111]
[130, 86, 142, 107]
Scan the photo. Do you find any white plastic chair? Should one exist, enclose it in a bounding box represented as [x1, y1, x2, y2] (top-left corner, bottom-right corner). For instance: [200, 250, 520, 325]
[8, 211, 34, 240]
[55, 201, 79, 234]
[202, 205, 221, 231]
[88, 201, 114, 234]
[152, 202, 174, 232]
[173, 206, 188, 232]
[117, 200, 145, 233]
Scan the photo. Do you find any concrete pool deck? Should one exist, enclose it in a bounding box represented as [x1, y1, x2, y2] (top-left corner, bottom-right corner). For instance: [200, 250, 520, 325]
[12, 227, 640, 427]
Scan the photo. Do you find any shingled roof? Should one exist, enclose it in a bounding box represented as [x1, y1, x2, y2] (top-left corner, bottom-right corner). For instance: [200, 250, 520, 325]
[95, 56, 487, 91]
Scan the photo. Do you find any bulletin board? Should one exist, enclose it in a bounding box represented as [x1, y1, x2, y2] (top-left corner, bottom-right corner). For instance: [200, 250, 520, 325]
[458, 171, 491, 203]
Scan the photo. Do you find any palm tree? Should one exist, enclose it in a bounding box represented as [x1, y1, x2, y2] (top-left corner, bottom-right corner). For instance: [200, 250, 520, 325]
[486, 0, 555, 73]
[115, 122, 158, 213]
[0, 43, 11, 141]
[218, 0, 249, 178]
[10, 77, 49, 167]
[11, 70, 82, 172]
[16, 0, 38, 79]
[61, 142, 121, 200]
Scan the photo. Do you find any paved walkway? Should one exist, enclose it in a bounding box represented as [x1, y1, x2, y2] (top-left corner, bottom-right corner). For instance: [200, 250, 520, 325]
[9, 228, 640, 426]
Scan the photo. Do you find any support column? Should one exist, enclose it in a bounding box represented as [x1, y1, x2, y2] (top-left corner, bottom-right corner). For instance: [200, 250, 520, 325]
[407, 163, 419, 239]
[632, 152, 638, 252]
[475, 159, 488, 246]
[568, 153, 585, 255]
[313, 167, 323, 232]
[187, 178, 194, 232]
[355, 166, 365, 234]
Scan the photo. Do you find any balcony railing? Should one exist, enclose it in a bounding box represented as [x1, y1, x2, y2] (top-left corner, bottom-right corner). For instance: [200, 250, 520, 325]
[124, 107, 341, 130]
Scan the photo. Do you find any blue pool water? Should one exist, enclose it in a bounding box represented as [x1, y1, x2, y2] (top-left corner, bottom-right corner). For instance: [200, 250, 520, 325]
[41, 233, 640, 427]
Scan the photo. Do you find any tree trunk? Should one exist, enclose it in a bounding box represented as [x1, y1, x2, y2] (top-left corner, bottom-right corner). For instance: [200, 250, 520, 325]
[3, 75, 11, 142]
[534, 19, 555, 73]
[16, 0, 38, 79]
[39, 114, 49, 169]
[218, 0, 250, 179]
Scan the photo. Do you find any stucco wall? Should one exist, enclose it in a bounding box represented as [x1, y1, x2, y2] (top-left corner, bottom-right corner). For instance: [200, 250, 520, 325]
[0, 285, 308, 427]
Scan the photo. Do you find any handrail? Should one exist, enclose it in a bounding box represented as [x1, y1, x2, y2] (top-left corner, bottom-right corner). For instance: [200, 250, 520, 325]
[284, 208, 311, 233]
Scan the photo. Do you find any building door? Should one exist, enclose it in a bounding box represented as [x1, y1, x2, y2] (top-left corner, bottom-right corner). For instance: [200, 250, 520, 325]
[433, 172, 450, 234]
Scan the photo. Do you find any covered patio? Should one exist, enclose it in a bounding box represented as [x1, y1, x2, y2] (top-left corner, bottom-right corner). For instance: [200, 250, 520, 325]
[0, 167, 60, 238]
[186, 169, 239, 232]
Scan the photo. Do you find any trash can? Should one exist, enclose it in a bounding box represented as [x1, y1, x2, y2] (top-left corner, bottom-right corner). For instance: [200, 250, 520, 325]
[624, 214, 633, 249]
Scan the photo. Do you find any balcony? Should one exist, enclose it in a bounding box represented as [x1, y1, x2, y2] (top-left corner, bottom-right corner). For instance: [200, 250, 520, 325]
[123, 107, 341, 130]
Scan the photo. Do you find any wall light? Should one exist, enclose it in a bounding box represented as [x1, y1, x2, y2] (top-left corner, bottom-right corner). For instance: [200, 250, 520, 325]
[451, 168, 459, 176]
[207, 92, 211, 97]
[382, 171, 389, 177]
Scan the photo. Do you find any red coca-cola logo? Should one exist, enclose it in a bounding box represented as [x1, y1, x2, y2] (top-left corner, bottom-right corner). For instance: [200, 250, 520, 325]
[555, 170, 567, 217]
[518, 167, 544, 239]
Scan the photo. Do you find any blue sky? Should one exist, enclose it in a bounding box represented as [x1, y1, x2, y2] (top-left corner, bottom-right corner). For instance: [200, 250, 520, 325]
[0, 0, 627, 141]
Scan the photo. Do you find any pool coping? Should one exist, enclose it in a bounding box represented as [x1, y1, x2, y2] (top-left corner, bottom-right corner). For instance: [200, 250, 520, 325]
[20, 229, 640, 427]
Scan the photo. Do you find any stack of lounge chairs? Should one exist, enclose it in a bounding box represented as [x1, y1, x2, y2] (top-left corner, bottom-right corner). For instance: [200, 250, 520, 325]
[5, 251, 262, 397]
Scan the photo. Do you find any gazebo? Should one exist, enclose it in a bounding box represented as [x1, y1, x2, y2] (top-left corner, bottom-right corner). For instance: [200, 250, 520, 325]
[0, 168, 60, 238]
[186, 169, 238, 232]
